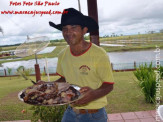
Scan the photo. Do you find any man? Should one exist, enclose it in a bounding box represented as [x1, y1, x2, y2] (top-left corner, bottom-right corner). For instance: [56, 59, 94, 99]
[49, 8, 114, 122]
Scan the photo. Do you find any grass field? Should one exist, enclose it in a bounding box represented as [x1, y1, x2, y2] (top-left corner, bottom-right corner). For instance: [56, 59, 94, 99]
[0, 75, 60, 121]
[0, 71, 162, 121]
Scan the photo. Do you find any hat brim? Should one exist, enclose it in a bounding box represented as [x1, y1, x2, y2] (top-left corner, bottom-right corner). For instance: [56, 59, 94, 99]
[49, 21, 62, 31]
[49, 16, 98, 33]
[84, 16, 99, 33]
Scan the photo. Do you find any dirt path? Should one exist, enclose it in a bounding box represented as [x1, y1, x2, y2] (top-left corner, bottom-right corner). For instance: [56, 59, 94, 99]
[0, 91, 32, 121]
[0, 91, 20, 104]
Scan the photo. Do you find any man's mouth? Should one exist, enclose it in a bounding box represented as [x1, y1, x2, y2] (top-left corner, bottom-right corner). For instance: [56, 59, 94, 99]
[67, 36, 74, 41]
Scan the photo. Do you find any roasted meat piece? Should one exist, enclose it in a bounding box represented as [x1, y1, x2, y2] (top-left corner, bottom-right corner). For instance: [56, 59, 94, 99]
[20, 82, 80, 105]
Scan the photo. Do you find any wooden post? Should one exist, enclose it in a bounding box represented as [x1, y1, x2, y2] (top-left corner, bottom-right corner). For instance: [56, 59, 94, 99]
[87, 0, 100, 46]
[111, 63, 113, 71]
[134, 61, 136, 68]
[44, 66, 46, 75]
[4, 69, 7, 76]
[35, 64, 41, 82]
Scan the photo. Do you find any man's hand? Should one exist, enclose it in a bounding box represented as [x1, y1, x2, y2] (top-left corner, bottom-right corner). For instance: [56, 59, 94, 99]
[72, 83, 114, 106]
[73, 86, 95, 105]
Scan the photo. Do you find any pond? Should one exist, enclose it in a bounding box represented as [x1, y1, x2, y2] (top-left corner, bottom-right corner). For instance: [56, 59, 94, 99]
[0, 49, 163, 75]
[108, 49, 163, 63]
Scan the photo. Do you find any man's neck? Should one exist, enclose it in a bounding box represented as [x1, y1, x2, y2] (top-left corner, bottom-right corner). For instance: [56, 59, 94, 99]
[70, 41, 90, 56]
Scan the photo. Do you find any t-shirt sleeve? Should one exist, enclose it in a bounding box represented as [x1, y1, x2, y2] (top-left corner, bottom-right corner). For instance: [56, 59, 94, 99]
[56, 54, 64, 78]
[96, 52, 114, 84]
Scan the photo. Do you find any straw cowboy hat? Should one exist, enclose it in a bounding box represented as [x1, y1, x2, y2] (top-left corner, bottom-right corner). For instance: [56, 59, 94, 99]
[49, 8, 99, 33]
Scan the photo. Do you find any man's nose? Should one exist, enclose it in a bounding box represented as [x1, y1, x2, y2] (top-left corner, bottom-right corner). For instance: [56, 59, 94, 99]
[67, 28, 73, 34]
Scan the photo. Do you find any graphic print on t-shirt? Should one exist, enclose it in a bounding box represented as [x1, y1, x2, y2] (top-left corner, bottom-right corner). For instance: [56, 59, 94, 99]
[79, 65, 90, 75]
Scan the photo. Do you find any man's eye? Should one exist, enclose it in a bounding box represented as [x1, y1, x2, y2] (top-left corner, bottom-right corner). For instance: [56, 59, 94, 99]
[71, 25, 77, 28]
[62, 28, 67, 31]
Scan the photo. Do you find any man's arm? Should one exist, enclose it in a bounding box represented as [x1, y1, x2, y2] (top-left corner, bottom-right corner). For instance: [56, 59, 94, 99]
[73, 83, 113, 105]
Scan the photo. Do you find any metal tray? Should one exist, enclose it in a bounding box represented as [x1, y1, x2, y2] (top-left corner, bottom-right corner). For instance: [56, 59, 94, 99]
[18, 84, 81, 106]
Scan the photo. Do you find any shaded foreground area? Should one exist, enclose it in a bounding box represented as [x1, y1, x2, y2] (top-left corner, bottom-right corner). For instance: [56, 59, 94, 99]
[1, 110, 162, 122]
[0, 72, 162, 121]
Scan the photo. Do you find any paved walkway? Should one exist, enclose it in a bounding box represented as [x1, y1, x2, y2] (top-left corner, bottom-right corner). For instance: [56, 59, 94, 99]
[107, 110, 163, 122]
[2, 110, 163, 122]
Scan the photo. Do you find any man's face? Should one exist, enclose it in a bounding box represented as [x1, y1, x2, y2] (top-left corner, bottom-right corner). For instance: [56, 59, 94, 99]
[62, 25, 87, 45]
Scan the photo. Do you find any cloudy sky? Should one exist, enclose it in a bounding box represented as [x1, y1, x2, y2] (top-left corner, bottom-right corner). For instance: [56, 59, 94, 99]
[0, 0, 163, 46]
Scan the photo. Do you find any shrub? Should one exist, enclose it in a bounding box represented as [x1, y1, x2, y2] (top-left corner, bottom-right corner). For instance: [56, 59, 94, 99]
[30, 105, 67, 122]
[159, 65, 163, 79]
[134, 62, 156, 103]
[16, 66, 33, 80]
[7, 67, 12, 80]
[42, 71, 46, 77]
[23, 68, 33, 76]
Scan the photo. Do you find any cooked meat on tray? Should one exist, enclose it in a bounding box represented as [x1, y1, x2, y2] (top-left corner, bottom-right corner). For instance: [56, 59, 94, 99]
[19, 82, 80, 105]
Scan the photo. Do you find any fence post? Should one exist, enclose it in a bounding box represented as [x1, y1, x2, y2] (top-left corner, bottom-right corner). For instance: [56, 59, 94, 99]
[4, 69, 7, 76]
[134, 61, 136, 69]
[35, 64, 41, 82]
[44, 66, 46, 75]
[111, 63, 113, 71]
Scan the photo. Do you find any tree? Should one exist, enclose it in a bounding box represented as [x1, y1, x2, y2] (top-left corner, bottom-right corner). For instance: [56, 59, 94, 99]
[120, 34, 123, 36]
[160, 29, 163, 33]
[84, 35, 90, 40]
[148, 31, 155, 34]
[112, 33, 115, 37]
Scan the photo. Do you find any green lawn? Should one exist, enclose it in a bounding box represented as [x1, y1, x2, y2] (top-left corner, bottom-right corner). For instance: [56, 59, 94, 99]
[0, 72, 162, 121]
[106, 71, 163, 113]
[0, 75, 60, 121]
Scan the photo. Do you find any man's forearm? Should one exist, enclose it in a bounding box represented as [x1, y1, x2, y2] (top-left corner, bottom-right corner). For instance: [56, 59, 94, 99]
[92, 83, 113, 100]
[74, 83, 114, 105]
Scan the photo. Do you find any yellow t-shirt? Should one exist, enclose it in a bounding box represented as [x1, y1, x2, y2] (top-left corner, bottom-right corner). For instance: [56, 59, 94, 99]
[56, 43, 114, 109]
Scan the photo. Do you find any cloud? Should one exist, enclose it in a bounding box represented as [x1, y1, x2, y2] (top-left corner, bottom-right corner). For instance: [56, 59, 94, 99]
[97, 0, 163, 36]
[0, 0, 163, 45]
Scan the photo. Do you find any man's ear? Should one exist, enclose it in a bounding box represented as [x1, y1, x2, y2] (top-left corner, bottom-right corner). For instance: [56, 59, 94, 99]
[83, 27, 88, 35]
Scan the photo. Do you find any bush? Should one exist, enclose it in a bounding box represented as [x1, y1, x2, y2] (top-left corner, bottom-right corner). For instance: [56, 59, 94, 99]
[134, 62, 156, 103]
[42, 71, 46, 77]
[7, 67, 12, 80]
[16, 66, 33, 80]
[30, 105, 67, 122]
[23, 68, 33, 76]
[159, 65, 163, 79]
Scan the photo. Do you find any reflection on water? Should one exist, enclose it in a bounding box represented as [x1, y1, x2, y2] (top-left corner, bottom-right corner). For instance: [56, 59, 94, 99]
[0, 58, 58, 72]
[100, 43, 125, 47]
[108, 49, 163, 63]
